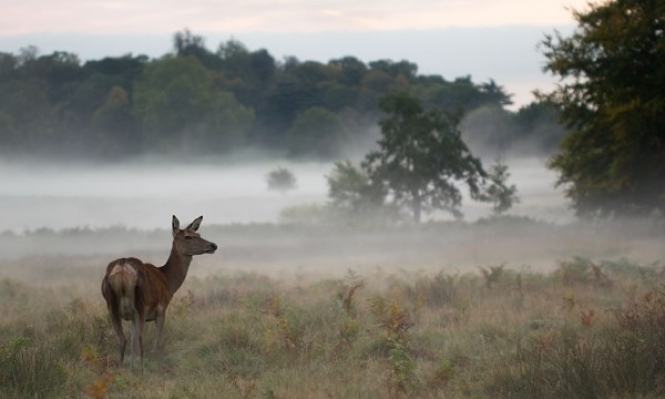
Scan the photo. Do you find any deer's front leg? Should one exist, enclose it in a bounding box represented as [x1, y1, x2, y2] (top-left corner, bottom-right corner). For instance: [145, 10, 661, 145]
[155, 310, 166, 366]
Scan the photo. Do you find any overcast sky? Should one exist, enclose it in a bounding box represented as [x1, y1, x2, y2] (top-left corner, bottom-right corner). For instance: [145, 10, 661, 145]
[0, 0, 596, 107]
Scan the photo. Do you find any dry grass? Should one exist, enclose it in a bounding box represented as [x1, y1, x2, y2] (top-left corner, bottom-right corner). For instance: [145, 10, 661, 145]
[1, 220, 665, 398]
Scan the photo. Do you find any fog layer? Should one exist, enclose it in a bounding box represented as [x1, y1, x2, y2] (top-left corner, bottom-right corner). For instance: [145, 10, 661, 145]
[0, 156, 571, 232]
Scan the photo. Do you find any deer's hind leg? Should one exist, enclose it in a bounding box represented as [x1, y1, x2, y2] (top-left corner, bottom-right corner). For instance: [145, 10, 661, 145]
[110, 308, 127, 364]
[130, 286, 146, 372]
[103, 280, 127, 364]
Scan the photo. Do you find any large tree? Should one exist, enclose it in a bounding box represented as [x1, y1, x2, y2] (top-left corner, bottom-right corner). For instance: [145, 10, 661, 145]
[363, 93, 486, 223]
[286, 107, 348, 159]
[542, 0, 665, 217]
[133, 55, 254, 153]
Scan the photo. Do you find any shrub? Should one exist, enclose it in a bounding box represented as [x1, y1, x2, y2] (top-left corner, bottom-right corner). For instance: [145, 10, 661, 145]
[266, 167, 297, 194]
[556, 257, 612, 288]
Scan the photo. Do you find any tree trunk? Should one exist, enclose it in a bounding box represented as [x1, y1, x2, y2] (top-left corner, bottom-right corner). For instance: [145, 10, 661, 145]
[412, 191, 422, 224]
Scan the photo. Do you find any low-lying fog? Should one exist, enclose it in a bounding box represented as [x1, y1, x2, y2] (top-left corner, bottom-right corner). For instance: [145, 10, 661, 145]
[1, 155, 664, 283]
[0, 156, 572, 232]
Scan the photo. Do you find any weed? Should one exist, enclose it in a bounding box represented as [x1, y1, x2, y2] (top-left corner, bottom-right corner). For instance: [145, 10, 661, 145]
[336, 269, 364, 316]
[480, 264, 505, 289]
[386, 342, 417, 398]
[579, 309, 596, 329]
[172, 289, 197, 317]
[557, 257, 613, 289]
[329, 319, 360, 361]
[227, 370, 258, 399]
[402, 271, 461, 312]
[558, 257, 592, 286]
[368, 296, 419, 397]
[85, 375, 114, 399]
[0, 337, 68, 398]
[263, 294, 284, 318]
[426, 358, 455, 390]
[369, 297, 413, 345]
[562, 290, 577, 311]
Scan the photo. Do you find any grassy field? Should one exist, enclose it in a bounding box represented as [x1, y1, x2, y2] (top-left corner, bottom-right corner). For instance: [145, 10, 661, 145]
[1, 218, 665, 398]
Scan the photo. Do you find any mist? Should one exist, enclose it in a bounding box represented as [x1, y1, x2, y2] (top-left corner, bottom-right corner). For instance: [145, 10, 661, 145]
[1, 149, 662, 281]
[0, 152, 663, 291]
[0, 153, 570, 233]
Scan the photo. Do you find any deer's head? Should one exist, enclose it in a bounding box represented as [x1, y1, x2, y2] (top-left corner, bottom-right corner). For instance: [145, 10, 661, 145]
[172, 215, 217, 256]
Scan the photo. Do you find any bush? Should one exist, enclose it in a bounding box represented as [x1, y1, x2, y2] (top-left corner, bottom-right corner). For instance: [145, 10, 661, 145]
[266, 167, 297, 193]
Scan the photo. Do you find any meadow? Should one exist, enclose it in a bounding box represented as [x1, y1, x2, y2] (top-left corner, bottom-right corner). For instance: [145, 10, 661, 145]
[1, 218, 665, 399]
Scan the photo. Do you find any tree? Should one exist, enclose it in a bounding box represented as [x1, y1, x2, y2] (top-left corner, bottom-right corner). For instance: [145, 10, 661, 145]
[286, 107, 348, 159]
[327, 161, 383, 210]
[92, 86, 140, 156]
[542, 0, 665, 217]
[266, 167, 297, 193]
[133, 55, 253, 153]
[363, 93, 486, 223]
[484, 158, 520, 215]
[329, 56, 367, 86]
[326, 161, 400, 223]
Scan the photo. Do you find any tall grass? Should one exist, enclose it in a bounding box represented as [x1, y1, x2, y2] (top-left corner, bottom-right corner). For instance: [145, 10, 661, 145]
[1, 256, 665, 398]
[0, 337, 68, 398]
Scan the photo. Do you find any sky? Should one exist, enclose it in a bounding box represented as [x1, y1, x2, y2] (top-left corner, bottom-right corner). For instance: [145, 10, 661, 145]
[0, 0, 596, 107]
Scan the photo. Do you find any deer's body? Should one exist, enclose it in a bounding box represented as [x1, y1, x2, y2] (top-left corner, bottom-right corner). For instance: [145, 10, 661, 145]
[101, 216, 216, 370]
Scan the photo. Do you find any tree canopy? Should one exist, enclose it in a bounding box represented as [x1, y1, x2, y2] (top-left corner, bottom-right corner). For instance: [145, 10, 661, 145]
[363, 93, 487, 223]
[542, 0, 665, 217]
[0, 29, 560, 160]
[266, 167, 297, 193]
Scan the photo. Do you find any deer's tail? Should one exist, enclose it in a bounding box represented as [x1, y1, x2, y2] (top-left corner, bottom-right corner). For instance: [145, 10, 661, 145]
[107, 260, 140, 298]
[103, 259, 143, 319]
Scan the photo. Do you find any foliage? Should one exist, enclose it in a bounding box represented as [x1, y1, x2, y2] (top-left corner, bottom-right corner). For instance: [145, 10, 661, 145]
[556, 256, 613, 289]
[2, 250, 665, 398]
[484, 157, 520, 215]
[0, 337, 68, 398]
[132, 55, 253, 153]
[286, 107, 348, 159]
[0, 31, 559, 160]
[363, 92, 487, 222]
[492, 287, 665, 399]
[326, 161, 399, 223]
[542, 0, 665, 217]
[266, 167, 297, 194]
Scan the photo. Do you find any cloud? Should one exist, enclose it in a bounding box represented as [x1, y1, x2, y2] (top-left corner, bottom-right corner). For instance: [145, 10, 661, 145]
[1, 0, 594, 36]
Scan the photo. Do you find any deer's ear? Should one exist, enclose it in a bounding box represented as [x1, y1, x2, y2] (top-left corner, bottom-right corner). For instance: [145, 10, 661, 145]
[187, 216, 203, 231]
[172, 215, 180, 236]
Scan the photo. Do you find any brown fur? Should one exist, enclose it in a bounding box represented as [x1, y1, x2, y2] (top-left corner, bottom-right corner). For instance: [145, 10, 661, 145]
[101, 216, 216, 371]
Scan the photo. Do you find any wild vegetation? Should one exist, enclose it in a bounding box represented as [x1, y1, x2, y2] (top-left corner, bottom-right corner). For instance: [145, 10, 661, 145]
[0, 30, 562, 160]
[541, 0, 665, 217]
[0, 219, 664, 398]
[0, 1, 664, 397]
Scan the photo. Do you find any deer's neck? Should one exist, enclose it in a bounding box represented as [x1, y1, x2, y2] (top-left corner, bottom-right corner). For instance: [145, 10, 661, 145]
[161, 244, 193, 294]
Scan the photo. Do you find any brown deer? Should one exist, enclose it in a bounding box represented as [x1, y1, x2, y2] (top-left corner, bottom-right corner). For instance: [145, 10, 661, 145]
[101, 215, 217, 370]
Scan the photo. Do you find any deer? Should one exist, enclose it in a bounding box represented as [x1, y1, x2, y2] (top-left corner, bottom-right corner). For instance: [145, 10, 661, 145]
[101, 215, 217, 371]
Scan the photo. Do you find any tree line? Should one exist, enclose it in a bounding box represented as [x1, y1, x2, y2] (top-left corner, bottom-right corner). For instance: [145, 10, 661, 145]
[0, 30, 562, 160]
